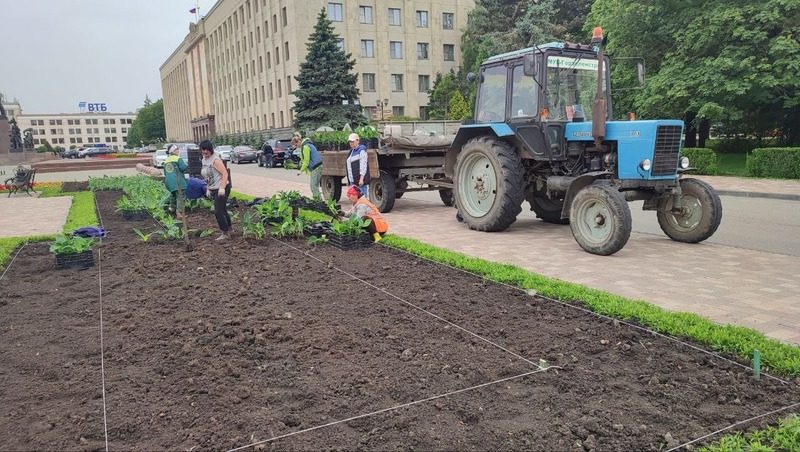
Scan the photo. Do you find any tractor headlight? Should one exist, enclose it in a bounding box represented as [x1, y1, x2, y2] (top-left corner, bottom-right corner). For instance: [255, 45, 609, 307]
[640, 159, 652, 171]
[680, 156, 690, 169]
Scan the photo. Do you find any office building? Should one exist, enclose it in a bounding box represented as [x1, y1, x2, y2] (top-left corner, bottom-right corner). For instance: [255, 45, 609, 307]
[161, 0, 474, 141]
[17, 112, 136, 150]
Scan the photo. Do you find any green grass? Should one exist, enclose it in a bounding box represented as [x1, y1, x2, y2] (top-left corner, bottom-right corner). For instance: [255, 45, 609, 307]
[700, 414, 800, 451]
[380, 235, 800, 377]
[717, 153, 749, 177]
[0, 187, 97, 273]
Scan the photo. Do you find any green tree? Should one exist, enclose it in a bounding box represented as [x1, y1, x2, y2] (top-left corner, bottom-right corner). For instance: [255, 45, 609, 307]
[447, 91, 471, 120]
[427, 69, 473, 119]
[293, 9, 365, 131]
[590, 0, 800, 145]
[126, 98, 165, 146]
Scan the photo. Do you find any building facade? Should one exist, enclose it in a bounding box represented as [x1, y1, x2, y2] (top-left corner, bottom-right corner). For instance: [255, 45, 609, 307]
[17, 112, 136, 150]
[161, 0, 474, 141]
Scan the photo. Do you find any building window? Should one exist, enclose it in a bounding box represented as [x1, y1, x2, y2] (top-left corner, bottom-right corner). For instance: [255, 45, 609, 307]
[416, 10, 428, 28]
[282, 6, 287, 26]
[360, 39, 374, 57]
[272, 14, 277, 32]
[417, 42, 429, 60]
[419, 75, 430, 92]
[284, 41, 290, 60]
[359, 5, 373, 24]
[278, 79, 283, 97]
[49, 120, 56, 125]
[391, 74, 404, 91]
[269, 83, 274, 99]
[267, 51, 272, 68]
[389, 41, 403, 59]
[336, 38, 344, 50]
[392, 106, 405, 117]
[57, 120, 63, 125]
[419, 106, 429, 120]
[388, 8, 401, 26]
[287, 76, 292, 94]
[275, 47, 280, 64]
[443, 44, 455, 61]
[50, 129, 57, 135]
[328, 3, 343, 21]
[443, 12, 454, 30]
[362, 73, 376, 92]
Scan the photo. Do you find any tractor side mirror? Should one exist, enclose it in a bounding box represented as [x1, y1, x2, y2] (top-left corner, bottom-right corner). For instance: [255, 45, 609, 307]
[466, 72, 477, 83]
[523, 54, 536, 76]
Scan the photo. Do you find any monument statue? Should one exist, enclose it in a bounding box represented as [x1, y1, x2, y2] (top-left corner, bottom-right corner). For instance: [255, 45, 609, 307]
[0, 92, 6, 119]
[23, 128, 34, 150]
[9, 118, 23, 151]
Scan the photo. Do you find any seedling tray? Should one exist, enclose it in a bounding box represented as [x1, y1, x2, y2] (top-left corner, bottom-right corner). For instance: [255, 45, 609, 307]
[304, 222, 332, 237]
[121, 210, 149, 221]
[329, 232, 373, 250]
[55, 250, 95, 270]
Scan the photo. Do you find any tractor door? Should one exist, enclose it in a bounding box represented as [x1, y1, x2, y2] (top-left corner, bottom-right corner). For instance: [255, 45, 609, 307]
[506, 60, 557, 161]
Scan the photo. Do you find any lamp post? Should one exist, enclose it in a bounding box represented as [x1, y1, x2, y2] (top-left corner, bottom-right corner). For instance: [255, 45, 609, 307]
[376, 98, 389, 121]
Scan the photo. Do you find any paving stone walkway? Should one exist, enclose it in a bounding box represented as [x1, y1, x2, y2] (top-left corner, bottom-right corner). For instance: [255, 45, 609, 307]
[0, 195, 72, 238]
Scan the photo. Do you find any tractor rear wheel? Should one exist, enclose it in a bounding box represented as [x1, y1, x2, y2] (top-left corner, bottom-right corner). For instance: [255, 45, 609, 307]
[569, 184, 631, 255]
[454, 136, 524, 231]
[530, 195, 569, 224]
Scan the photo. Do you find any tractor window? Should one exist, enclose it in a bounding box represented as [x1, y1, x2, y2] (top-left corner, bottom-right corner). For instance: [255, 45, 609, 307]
[511, 64, 537, 118]
[544, 55, 606, 122]
[475, 65, 507, 123]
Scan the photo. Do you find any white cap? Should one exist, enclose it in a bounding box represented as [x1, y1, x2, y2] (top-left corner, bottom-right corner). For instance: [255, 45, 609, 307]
[348, 133, 360, 142]
[168, 144, 179, 154]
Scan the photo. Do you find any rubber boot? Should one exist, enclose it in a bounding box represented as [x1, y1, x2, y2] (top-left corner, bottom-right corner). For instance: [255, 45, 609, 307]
[373, 232, 382, 242]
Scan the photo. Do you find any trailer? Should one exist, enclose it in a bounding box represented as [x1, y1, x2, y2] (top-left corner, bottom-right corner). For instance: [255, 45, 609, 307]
[319, 134, 456, 213]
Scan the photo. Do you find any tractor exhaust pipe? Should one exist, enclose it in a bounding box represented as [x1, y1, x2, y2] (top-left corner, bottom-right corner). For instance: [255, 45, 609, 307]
[591, 27, 606, 150]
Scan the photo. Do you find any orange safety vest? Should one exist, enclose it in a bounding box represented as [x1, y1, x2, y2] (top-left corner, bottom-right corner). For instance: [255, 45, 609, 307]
[355, 197, 388, 233]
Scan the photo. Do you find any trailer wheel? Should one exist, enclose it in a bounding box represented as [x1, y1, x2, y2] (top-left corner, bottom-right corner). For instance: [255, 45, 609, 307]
[569, 184, 631, 255]
[454, 136, 524, 231]
[531, 195, 569, 224]
[395, 179, 408, 198]
[321, 175, 342, 202]
[369, 171, 396, 213]
[657, 178, 722, 243]
[439, 188, 454, 207]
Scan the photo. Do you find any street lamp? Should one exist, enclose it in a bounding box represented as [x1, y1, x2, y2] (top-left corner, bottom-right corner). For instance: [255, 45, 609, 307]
[376, 98, 389, 121]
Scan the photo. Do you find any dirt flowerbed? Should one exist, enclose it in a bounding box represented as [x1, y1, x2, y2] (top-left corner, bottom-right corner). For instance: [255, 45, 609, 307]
[0, 190, 798, 451]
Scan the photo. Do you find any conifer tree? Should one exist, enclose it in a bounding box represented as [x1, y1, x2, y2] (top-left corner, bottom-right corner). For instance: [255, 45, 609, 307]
[293, 9, 365, 131]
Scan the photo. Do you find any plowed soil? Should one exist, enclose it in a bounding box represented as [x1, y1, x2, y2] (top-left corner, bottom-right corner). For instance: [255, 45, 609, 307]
[0, 190, 797, 451]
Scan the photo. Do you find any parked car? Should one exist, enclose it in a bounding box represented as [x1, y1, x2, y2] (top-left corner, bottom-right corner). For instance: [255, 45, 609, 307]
[258, 139, 295, 167]
[61, 149, 80, 159]
[152, 149, 168, 168]
[78, 147, 113, 158]
[231, 145, 258, 164]
[215, 145, 233, 161]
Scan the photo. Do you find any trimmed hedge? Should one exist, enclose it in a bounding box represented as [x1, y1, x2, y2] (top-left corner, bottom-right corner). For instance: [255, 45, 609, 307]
[681, 147, 718, 175]
[747, 148, 800, 179]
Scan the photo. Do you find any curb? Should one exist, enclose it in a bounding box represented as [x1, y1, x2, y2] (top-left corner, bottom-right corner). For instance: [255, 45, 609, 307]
[716, 190, 800, 202]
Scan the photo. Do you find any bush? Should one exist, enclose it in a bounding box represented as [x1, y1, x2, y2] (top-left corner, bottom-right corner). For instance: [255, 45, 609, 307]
[706, 138, 774, 154]
[746, 148, 800, 179]
[681, 148, 718, 175]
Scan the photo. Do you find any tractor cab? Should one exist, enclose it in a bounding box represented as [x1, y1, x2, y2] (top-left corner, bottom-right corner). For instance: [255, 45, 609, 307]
[472, 43, 610, 161]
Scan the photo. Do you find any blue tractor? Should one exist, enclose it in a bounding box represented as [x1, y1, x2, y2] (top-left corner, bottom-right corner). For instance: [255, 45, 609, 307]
[446, 28, 722, 255]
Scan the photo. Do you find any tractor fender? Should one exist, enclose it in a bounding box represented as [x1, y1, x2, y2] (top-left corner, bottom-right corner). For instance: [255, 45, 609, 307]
[445, 123, 515, 177]
[560, 171, 613, 219]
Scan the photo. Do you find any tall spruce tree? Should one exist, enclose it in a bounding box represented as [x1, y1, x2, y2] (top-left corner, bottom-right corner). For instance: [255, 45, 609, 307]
[293, 9, 364, 131]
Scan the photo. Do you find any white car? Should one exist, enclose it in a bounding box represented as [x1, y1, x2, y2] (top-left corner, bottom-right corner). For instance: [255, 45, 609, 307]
[152, 149, 168, 168]
[215, 145, 233, 161]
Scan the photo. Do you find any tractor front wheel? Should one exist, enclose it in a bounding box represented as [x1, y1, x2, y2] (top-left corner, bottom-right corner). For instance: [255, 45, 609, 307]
[530, 195, 569, 224]
[569, 184, 631, 255]
[657, 178, 722, 243]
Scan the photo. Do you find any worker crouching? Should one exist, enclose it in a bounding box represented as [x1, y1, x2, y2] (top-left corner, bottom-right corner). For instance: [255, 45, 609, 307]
[345, 185, 388, 242]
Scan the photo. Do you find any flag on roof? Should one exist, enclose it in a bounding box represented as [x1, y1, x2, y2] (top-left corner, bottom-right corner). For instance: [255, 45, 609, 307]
[189, 7, 197, 13]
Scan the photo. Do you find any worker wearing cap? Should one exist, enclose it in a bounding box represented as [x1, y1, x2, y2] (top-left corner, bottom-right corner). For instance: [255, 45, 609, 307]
[296, 132, 323, 199]
[346, 185, 388, 242]
[163, 144, 188, 219]
[345, 132, 370, 198]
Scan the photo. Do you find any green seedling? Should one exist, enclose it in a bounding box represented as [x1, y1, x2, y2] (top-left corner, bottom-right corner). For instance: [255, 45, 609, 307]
[132, 228, 158, 242]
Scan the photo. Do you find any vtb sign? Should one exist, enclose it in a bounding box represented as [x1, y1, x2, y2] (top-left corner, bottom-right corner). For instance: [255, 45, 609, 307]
[78, 101, 108, 112]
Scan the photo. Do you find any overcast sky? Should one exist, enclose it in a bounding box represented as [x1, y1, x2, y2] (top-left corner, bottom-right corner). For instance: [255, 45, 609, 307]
[0, 0, 217, 114]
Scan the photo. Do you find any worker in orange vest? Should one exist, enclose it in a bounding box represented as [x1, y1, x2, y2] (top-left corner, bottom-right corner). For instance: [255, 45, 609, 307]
[345, 185, 388, 242]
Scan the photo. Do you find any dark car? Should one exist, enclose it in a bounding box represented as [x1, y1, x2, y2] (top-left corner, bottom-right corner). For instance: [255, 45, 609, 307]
[258, 139, 295, 168]
[61, 149, 80, 159]
[78, 147, 113, 158]
[231, 145, 258, 164]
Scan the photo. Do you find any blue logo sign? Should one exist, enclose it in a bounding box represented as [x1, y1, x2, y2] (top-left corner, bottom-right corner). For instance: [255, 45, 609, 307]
[78, 101, 108, 112]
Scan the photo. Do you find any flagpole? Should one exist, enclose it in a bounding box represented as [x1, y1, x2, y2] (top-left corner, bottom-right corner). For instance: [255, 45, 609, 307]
[194, 0, 200, 23]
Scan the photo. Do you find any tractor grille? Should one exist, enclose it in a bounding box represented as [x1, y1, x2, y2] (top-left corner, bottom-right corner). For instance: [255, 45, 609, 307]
[652, 125, 682, 176]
